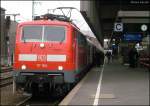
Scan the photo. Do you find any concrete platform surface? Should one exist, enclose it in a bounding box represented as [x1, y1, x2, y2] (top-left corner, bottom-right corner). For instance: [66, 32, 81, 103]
[60, 59, 149, 105]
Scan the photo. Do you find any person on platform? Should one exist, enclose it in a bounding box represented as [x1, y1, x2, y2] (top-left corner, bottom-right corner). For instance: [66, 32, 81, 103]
[105, 50, 112, 64]
[128, 46, 139, 68]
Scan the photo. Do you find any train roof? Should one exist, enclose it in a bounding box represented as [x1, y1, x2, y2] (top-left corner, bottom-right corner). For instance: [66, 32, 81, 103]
[18, 20, 72, 26]
[18, 20, 81, 32]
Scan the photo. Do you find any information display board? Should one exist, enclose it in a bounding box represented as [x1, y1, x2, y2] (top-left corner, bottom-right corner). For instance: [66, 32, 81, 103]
[122, 33, 142, 41]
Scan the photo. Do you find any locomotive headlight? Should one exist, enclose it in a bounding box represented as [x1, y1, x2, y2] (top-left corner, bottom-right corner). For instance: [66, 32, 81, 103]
[21, 65, 26, 70]
[40, 43, 45, 48]
[58, 66, 63, 70]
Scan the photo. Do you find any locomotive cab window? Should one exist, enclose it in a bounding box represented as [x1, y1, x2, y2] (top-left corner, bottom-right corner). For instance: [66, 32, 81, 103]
[44, 26, 66, 42]
[21, 25, 66, 42]
[22, 26, 42, 42]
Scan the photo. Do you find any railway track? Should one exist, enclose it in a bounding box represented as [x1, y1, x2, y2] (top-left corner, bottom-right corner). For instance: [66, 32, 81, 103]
[15, 88, 70, 106]
[16, 96, 32, 106]
[0, 76, 13, 88]
[16, 95, 62, 106]
[0, 66, 13, 88]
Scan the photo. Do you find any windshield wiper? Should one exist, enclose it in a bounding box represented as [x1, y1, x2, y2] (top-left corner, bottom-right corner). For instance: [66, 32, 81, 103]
[23, 38, 26, 43]
[59, 36, 65, 44]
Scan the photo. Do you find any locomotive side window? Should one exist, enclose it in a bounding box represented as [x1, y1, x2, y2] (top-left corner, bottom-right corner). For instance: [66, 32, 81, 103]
[80, 34, 87, 46]
[76, 30, 87, 46]
[76, 31, 82, 45]
[22, 26, 42, 42]
[44, 26, 66, 42]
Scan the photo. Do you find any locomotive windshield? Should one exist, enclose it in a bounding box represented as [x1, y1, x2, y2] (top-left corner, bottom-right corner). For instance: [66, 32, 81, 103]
[44, 26, 65, 42]
[22, 25, 66, 42]
[22, 26, 42, 42]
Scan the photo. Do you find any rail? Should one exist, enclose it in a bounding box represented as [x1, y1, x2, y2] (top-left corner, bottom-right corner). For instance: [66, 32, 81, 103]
[0, 66, 13, 88]
[16, 96, 60, 106]
[16, 96, 32, 106]
[0, 76, 13, 88]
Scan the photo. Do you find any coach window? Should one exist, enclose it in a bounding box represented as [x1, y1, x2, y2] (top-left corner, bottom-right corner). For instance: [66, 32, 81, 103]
[22, 26, 42, 42]
[44, 26, 66, 42]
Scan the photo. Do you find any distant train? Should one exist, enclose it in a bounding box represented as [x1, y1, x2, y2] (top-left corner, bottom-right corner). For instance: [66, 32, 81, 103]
[13, 14, 97, 96]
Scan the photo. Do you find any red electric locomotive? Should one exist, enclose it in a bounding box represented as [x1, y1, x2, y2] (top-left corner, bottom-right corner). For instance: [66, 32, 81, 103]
[13, 14, 94, 96]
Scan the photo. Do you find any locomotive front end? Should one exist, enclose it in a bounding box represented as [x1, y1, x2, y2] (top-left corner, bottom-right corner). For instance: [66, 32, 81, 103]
[13, 21, 75, 95]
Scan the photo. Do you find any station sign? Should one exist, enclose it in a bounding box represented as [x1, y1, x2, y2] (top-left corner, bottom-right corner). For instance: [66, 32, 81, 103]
[114, 22, 123, 32]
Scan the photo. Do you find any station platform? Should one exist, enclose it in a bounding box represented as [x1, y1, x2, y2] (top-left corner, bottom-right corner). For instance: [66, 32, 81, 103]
[60, 59, 149, 105]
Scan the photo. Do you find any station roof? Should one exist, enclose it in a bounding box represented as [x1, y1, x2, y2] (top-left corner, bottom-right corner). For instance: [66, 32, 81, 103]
[80, 1, 150, 41]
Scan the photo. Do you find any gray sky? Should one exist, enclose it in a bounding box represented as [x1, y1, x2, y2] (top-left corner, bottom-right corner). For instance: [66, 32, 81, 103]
[1, 1, 95, 38]
[1, 1, 80, 22]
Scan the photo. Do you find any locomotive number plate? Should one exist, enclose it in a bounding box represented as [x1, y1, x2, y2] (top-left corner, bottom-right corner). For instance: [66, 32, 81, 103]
[37, 55, 47, 61]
